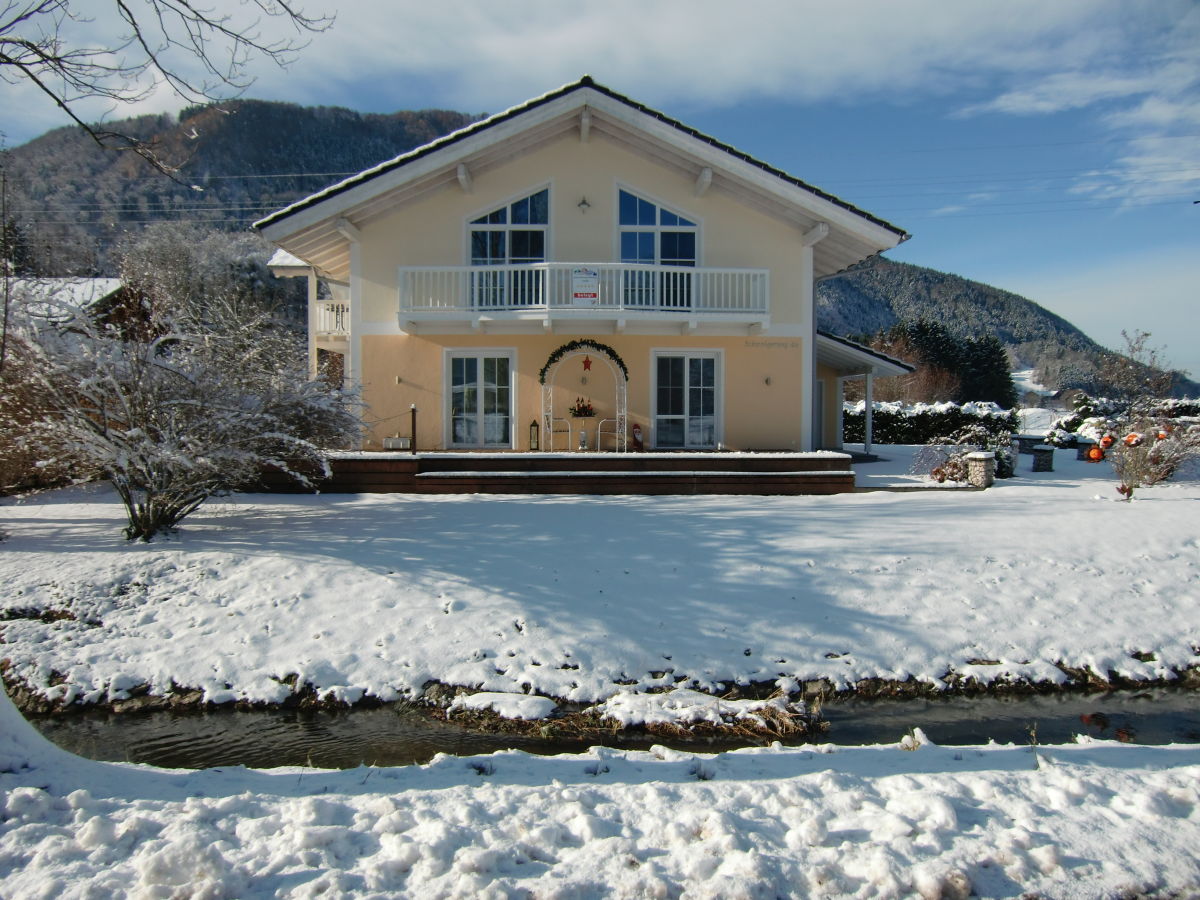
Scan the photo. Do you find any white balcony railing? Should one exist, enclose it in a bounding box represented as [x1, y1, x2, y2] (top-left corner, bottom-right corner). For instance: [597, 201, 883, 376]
[315, 300, 349, 336]
[397, 263, 769, 317]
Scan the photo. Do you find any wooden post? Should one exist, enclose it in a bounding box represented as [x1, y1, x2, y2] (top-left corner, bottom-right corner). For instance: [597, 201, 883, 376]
[410, 404, 417, 455]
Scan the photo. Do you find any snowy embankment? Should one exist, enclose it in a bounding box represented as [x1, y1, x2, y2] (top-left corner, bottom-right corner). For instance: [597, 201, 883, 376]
[2, 686, 1199, 898]
[1, 448, 1197, 713]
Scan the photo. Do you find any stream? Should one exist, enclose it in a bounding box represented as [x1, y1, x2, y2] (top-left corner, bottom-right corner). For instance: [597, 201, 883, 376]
[30, 686, 1200, 770]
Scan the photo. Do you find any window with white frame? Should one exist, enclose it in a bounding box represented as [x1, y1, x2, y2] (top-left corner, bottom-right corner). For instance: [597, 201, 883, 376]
[618, 189, 697, 308]
[447, 351, 514, 447]
[653, 350, 719, 448]
[469, 189, 549, 307]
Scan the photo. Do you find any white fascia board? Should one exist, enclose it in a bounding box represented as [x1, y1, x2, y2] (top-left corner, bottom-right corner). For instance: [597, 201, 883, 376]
[585, 93, 904, 251]
[816, 334, 911, 377]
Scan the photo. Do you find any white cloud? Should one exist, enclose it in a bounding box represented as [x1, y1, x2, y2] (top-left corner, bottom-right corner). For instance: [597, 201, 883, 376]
[252, 0, 1137, 112]
[3, 0, 1187, 147]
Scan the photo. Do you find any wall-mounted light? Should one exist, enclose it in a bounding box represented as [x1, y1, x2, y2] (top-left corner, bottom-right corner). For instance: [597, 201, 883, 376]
[577, 196, 591, 212]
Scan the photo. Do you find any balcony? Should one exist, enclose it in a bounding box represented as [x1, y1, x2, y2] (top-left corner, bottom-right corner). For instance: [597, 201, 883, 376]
[397, 262, 769, 334]
[315, 300, 350, 337]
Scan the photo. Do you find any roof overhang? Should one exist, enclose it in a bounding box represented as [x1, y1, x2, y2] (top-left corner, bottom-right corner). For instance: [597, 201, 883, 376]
[256, 77, 908, 284]
[817, 331, 914, 378]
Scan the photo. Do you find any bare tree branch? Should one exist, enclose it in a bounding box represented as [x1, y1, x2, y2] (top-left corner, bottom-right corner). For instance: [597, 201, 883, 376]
[0, 1, 332, 176]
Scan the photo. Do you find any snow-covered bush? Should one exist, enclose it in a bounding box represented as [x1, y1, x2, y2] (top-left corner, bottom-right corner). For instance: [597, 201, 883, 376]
[1043, 394, 1124, 447]
[1, 273, 360, 541]
[1044, 392, 1200, 497]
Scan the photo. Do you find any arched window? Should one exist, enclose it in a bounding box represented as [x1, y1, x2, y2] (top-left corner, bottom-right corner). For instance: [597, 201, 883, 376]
[469, 188, 549, 307]
[618, 189, 697, 308]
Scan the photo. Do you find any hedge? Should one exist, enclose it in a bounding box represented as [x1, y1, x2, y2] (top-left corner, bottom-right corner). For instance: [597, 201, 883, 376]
[842, 401, 1019, 445]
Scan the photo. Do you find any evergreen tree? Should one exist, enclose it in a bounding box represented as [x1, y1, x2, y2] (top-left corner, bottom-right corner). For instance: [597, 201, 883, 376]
[1, 219, 37, 275]
[961, 335, 1018, 407]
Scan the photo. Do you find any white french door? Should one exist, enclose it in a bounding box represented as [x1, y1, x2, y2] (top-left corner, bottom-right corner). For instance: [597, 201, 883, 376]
[448, 352, 513, 448]
[654, 352, 719, 449]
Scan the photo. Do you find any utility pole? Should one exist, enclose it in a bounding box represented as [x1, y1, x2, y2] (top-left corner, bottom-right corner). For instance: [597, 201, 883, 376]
[1, 163, 10, 375]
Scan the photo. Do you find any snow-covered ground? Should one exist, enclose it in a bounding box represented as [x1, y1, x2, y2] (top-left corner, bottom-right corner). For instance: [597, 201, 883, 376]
[3, 687, 1200, 898]
[3, 447, 1200, 896]
[2, 447, 1196, 709]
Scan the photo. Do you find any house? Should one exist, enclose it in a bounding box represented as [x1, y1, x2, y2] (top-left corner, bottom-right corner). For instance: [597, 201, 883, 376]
[9, 278, 125, 324]
[256, 76, 911, 456]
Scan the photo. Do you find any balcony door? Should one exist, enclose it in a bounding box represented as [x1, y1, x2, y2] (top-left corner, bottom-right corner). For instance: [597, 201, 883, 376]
[448, 351, 513, 448]
[618, 190, 697, 308]
[654, 352, 719, 449]
[469, 189, 548, 308]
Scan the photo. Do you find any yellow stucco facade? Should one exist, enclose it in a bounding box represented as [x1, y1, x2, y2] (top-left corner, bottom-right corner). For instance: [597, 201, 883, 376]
[346, 131, 826, 450]
[363, 333, 813, 451]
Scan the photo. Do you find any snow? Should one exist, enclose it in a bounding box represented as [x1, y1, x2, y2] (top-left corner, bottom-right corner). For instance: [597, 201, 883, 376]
[592, 687, 800, 729]
[1012, 368, 1054, 398]
[450, 691, 558, 720]
[267, 248, 307, 268]
[1016, 406, 1061, 436]
[3, 447, 1200, 896]
[2, 683, 1200, 897]
[10, 277, 123, 320]
[1, 448, 1196, 707]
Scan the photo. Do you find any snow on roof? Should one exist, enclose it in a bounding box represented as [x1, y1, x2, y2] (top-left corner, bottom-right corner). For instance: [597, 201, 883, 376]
[267, 248, 308, 269]
[9, 277, 123, 320]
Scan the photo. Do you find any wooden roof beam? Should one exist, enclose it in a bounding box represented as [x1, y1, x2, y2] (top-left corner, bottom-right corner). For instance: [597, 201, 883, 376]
[801, 222, 829, 247]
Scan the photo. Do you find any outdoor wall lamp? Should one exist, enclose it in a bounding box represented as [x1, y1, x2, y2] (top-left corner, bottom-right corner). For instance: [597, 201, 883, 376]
[577, 196, 591, 212]
[529, 418, 540, 451]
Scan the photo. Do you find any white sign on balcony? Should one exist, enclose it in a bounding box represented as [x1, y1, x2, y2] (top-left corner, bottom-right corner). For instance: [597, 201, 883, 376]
[571, 267, 599, 307]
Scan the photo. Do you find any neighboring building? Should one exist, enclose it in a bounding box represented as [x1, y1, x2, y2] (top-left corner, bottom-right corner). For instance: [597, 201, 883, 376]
[9, 278, 125, 324]
[257, 77, 910, 453]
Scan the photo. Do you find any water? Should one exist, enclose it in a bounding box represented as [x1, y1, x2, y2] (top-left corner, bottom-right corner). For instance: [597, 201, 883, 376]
[819, 687, 1200, 747]
[30, 687, 1200, 771]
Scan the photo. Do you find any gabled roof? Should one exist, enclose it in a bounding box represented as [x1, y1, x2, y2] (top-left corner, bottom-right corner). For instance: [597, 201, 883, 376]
[256, 76, 908, 282]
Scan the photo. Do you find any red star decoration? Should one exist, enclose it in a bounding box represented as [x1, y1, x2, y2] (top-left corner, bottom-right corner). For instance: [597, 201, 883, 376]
[582, 355, 592, 371]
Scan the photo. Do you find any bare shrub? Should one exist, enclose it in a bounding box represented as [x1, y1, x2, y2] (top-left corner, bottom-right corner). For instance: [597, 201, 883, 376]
[1103, 420, 1200, 499]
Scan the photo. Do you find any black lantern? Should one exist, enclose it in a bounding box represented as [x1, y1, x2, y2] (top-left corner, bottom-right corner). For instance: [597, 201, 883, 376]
[529, 418, 540, 451]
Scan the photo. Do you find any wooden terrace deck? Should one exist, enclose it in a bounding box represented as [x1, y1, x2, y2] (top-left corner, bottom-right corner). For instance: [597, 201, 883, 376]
[259, 452, 856, 496]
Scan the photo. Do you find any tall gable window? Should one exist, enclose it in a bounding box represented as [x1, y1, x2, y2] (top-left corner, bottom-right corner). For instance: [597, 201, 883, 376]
[469, 189, 548, 307]
[618, 190, 697, 308]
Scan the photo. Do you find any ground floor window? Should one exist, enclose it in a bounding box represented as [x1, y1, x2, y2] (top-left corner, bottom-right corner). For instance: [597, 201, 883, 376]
[653, 351, 719, 448]
[447, 351, 514, 447]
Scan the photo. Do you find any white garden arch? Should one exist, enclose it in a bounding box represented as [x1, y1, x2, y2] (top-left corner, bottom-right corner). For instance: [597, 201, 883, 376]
[540, 344, 628, 452]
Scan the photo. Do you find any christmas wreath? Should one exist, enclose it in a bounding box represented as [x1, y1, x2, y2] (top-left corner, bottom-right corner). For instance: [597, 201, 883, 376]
[538, 339, 629, 384]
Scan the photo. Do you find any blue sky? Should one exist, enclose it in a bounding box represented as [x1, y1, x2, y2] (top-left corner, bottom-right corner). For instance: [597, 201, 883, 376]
[4, 1, 1197, 376]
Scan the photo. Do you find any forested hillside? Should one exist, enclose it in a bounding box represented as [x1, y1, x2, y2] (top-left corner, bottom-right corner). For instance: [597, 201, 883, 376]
[2, 100, 477, 274]
[818, 258, 1198, 395]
